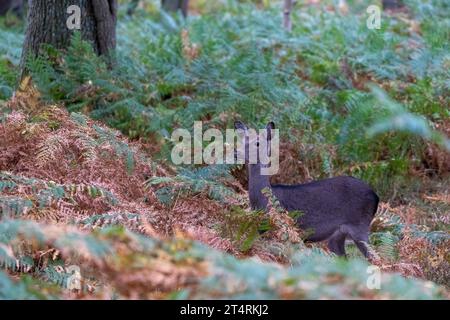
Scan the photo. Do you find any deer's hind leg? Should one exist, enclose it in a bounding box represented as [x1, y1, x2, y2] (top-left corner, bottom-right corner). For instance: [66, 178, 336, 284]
[342, 225, 371, 259]
[327, 229, 347, 257]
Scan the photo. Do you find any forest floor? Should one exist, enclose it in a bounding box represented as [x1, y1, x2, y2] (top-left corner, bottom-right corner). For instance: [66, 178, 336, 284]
[0, 85, 448, 299]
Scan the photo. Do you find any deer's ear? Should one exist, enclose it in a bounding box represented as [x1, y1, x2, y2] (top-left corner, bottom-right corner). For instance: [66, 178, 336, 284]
[234, 121, 248, 131]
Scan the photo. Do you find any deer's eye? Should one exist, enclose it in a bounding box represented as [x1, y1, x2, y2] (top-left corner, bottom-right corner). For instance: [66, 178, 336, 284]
[256, 142, 260, 147]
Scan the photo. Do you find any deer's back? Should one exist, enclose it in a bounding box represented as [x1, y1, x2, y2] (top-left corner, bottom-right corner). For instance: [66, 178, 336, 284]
[271, 176, 379, 241]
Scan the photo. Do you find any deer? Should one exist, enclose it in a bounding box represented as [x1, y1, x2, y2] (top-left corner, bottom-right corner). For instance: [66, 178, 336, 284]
[234, 121, 379, 259]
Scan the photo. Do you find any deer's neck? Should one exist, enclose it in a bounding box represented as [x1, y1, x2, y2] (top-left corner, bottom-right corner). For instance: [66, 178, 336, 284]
[248, 163, 271, 210]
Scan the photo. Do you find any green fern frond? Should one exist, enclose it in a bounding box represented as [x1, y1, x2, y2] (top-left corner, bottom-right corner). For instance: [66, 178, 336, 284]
[372, 232, 400, 262]
[148, 165, 235, 204]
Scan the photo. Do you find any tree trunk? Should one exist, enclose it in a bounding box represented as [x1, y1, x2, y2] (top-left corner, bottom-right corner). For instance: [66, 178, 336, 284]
[161, 0, 189, 17]
[382, 0, 405, 10]
[282, 0, 294, 32]
[0, 0, 24, 16]
[20, 0, 117, 71]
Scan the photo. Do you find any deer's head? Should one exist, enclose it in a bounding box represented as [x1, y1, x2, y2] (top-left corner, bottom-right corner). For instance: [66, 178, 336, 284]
[234, 121, 278, 175]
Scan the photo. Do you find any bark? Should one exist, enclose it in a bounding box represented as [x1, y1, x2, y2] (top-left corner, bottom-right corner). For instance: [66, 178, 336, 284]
[161, 0, 189, 17]
[20, 0, 117, 71]
[282, 0, 294, 32]
[91, 0, 117, 57]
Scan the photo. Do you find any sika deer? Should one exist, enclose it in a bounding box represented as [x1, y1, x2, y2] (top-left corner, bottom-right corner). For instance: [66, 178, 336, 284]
[234, 121, 379, 258]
